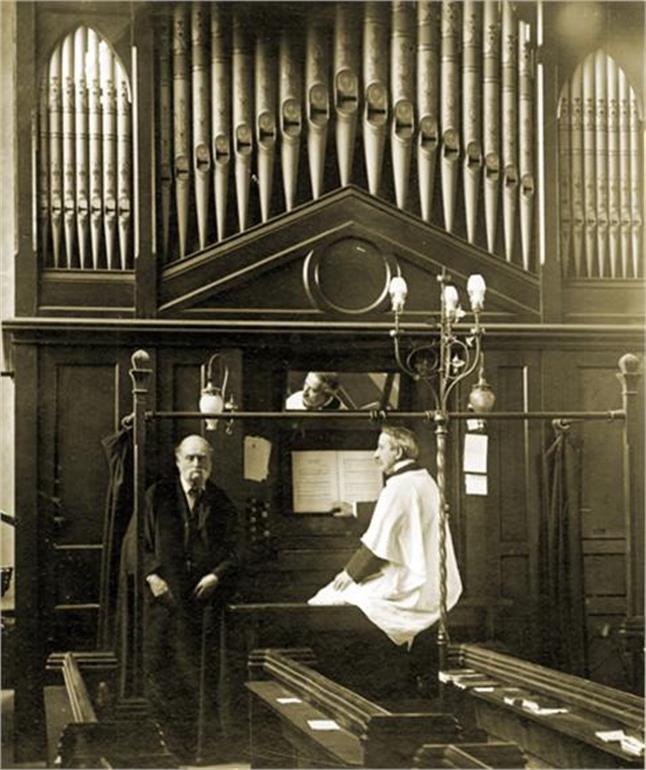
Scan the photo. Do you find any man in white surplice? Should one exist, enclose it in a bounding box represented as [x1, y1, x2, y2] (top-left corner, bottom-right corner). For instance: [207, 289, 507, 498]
[308, 426, 462, 647]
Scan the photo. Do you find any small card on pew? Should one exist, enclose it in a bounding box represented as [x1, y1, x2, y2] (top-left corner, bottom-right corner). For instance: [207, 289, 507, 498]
[595, 730, 645, 757]
[277, 696, 302, 704]
[308, 719, 341, 731]
[438, 669, 476, 683]
[521, 697, 569, 716]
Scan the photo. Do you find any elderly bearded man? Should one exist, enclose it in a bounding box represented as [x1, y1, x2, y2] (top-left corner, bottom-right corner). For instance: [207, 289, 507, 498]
[143, 434, 239, 760]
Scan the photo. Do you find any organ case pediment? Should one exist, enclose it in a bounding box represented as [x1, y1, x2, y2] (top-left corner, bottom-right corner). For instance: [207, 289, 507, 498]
[159, 187, 540, 323]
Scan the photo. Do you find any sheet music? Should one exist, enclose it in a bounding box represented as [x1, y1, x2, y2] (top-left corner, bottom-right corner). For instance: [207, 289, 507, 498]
[337, 451, 382, 504]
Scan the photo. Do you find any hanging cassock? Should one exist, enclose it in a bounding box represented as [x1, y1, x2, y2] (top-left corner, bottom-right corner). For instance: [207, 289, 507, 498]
[618, 70, 631, 278]
[74, 27, 89, 268]
[279, 30, 302, 212]
[557, 85, 572, 276]
[518, 21, 534, 272]
[461, 1, 482, 244]
[191, 4, 211, 250]
[48, 46, 63, 267]
[116, 61, 131, 270]
[362, 2, 388, 196]
[594, 50, 609, 278]
[173, 5, 190, 258]
[501, 1, 518, 262]
[334, 2, 359, 187]
[306, 19, 329, 200]
[87, 28, 102, 269]
[39, 77, 50, 265]
[158, 16, 172, 260]
[417, 0, 440, 223]
[628, 86, 642, 279]
[391, 1, 415, 210]
[570, 64, 584, 277]
[100, 42, 117, 269]
[255, 35, 277, 222]
[606, 57, 620, 278]
[62, 32, 76, 267]
[440, 1, 461, 233]
[232, 12, 253, 231]
[482, 0, 500, 254]
[211, 4, 230, 240]
[582, 54, 597, 277]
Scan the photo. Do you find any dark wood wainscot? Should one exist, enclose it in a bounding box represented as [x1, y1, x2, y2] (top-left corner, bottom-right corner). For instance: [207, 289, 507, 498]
[245, 647, 523, 769]
[444, 643, 645, 768]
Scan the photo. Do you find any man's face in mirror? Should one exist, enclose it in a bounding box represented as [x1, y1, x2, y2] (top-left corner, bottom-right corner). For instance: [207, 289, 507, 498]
[176, 435, 212, 489]
[374, 432, 401, 475]
[302, 373, 331, 410]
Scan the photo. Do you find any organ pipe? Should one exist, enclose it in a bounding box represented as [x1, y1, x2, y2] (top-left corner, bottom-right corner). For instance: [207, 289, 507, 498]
[363, 2, 388, 196]
[462, 0, 482, 244]
[158, 16, 172, 260]
[62, 33, 76, 267]
[39, 78, 50, 265]
[501, 1, 518, 262]
[334, 2, 359, 187]
[100, 40, 117, 269]
[628, 87, 642, 278]
[211, 3, 230, 240]
[582, 55, 596, 276]
[191, 3, 211, 250]
[87, 28, 102, 269]
[594, 50, 609, 278]
[48, 46, 63, 267]
[116, 62, 131, 270]
[518, 21, 534, 272]
[305, 19, 330, 200]
[570, 64, 584, 276]
[391, 0, 415, 210]
[279, 29, 302, 212]
[557, 86, 572, 276]
[172, 5, 190, 258]
[440, 1, 460, 233]
[607, 56, 620, 278]
[618, 69, 631, 278]
[483, 0, 500, 254]
[416, 0, 440, 223]
[232, 12, 253, 231]
[255, 34, 277, 222]
[74, 26, 89, 268]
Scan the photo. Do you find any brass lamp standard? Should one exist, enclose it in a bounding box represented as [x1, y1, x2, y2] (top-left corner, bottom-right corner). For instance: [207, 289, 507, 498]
[389, 269, 494, 671]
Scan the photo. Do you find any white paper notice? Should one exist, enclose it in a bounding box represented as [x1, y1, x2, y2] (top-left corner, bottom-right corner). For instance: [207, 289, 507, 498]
[465, 473, 488, 496]
[308, 719, 341, 731]
[463, 433, 488, 473]
[244, 435, 272, 482]
[276, 697, 302, 704]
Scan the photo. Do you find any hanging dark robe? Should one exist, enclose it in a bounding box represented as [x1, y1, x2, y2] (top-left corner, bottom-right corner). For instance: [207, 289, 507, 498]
[97, 427, 133, 651]
[539, 427, 588, 677]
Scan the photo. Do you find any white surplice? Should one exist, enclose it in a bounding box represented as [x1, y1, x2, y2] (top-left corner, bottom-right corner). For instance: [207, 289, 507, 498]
[308, 467, 463, 646]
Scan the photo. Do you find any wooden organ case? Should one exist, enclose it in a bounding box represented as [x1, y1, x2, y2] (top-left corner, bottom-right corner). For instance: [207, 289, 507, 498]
[3, 0, 645, 765]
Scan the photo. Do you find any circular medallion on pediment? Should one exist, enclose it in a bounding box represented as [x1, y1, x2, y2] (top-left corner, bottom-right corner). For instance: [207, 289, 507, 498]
[303, 238, 397, 315]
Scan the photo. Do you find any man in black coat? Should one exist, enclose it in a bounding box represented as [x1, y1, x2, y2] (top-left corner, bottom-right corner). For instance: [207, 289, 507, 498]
[143, 434, 239, 760]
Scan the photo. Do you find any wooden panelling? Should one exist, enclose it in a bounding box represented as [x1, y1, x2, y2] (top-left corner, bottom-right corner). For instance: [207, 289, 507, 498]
[52, 546, 102, 605]
[500, 555, 530, 601]
[584, 554, 626, 595]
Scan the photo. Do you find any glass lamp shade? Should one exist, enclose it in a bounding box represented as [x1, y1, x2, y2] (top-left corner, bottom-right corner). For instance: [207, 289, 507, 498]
[389, 275, 408, 313]
[468, 377, 496, 413]
[199, 386, 224, 431]
[467, 274, 486, 311]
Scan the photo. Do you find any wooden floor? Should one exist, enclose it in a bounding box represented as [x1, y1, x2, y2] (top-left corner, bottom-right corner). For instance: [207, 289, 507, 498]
[0, 690, 250, 770]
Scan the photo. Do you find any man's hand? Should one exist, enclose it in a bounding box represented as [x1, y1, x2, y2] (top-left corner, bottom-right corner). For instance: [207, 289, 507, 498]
[193, 573, 219, 600]
[147, 573, 171, 599]
[332, 569, 354, 591]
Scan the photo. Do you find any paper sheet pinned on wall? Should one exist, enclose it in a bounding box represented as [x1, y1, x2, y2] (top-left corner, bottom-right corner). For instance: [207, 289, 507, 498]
[465, 473, 488, 496]
[244, 435, 272, 482]
[463, 433, 488, 473]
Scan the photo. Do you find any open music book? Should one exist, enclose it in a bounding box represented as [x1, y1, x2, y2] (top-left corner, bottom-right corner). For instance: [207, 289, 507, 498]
[291, 450, 382, 514]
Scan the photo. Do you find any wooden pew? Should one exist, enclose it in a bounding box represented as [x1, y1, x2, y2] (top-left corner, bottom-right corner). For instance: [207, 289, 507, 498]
[444, 643, 645, 768]
[414, 742, 526, 769]
[246, 647, 511, 769]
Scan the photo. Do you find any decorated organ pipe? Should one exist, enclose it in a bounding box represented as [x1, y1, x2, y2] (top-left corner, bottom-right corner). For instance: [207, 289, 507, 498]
[158, 16, 172, 261]
[116, 61, 131, 270]
[334, 2, 359, 187]
[232, 12, 253, 231]
[482, 0, 501, 254]
[416, 0, 440, 223]
[582, 55, 597, 276]
[255, 34, 277, 222]
[501, 1, 518, 262]
[306, 19, 330, 200]
[461, 1, 482, 244]
[363, 2, 389, 196]
[518, 21, 534, 272]
[558, 51, 643, 279]
[211, 4, 230, 240]
[62, 33, 76, 267]
[39, 77, 50, 266]
[74, 26, 89, 268]
[607, 57, 620, 278]
[48, 46, 63, 267]
[594, 49, 609, 278]
[391, 1, 415, 210]
[440, 1, 461, 233]
[279, 29, 302, 212]
[172, 6, 190, 258]
[100, 40, 118, 269]
[191, 3, 211, 251]
[87, 29, 102, 269]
